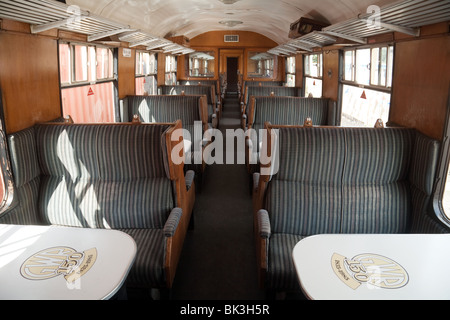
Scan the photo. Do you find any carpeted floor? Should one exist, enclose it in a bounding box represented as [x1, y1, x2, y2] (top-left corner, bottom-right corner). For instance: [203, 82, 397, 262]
[170, 92, 265, 300]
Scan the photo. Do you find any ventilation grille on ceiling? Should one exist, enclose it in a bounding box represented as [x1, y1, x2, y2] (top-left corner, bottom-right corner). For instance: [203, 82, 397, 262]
[224, 35, 239, 42]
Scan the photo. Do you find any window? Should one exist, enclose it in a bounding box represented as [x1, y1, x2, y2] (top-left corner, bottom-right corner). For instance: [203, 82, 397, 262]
[58, 42, 117, 123]
[247, 52, 275, 79]
[286, 56, 296, 87]
[189, 51, 215, 78]
[165, 54, 177, 85]
[304, 53, 323, 97]
[136, 51, 157, 95]
[341, 45, 394, 127]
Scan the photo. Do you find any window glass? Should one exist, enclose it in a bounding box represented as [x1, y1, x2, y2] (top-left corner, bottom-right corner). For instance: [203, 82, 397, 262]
[136, 51, 157, 95]
[344, 50, 354, 81]
[341, 84, 390, 127]
[62, 43, 115, 85]
[88, 46, 96, 82]
[189, 51, 215, 77]
[387, 46, 394, 87]
[97, 47, 113, 80]
[341, 45, 394, 127]
[304, 53, 323, 97]
[307, 54, 322, 78]
[59, 42, 117, 123]
[286, 56, 296, 87]
[370, 47, 380, 86]
[74, 45, 88, 82]
[247, 52, 275, 78]
[165, 54, 177, 85]
[305, 78, 322, 98]
[356, 48, 370, 85]
[59, 43, 71, 84]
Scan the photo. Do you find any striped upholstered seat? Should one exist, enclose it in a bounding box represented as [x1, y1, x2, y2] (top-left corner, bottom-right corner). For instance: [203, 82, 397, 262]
[255, 125, 448, 293]
[4, 123, 192, 290]
[122, 95, 208, 186]
[0, 127, 42, 225]
[245, 96, 337, 174]
[159, 85, 218, 125]
[241, 86, 301, 120]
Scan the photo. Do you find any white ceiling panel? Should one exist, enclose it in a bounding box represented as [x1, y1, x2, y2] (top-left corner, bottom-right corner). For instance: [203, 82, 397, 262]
[66, 0, 396, 44]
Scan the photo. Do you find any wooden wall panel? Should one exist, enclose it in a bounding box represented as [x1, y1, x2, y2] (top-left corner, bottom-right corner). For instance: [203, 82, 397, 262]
[118, 47, 136, 99]
[0, 32, 61, 134]
[295, 53, 303, 88]
[189, 31, 278, 48]
[390, 36, 450, 140]
[322, 50, 340, 101]
[182, 31, 282, 82]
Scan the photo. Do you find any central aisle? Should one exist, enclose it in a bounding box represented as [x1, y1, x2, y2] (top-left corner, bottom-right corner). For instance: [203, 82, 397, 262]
[171, 93, 265, 300]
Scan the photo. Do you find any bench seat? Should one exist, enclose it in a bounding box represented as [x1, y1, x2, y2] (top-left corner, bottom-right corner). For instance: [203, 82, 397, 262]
[2, 121, 194, 291]
[254, 124, 449, 293]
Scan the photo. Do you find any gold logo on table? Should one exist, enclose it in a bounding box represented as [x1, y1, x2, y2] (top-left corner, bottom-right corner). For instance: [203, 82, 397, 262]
[332, 253, 409, 290]
[20, 247, 97, 283]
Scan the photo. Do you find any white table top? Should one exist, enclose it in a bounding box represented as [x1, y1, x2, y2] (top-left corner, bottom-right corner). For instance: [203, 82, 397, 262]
[292, 234, 450, 300]
[0, 224, 136, 300]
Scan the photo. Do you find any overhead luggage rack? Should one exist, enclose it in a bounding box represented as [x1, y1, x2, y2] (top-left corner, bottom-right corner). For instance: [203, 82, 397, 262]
[0, 0, 194, 55]
[269, 0, 450, 56]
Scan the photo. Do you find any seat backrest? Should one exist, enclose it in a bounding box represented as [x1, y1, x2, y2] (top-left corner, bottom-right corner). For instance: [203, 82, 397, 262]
[35, 123, 175, 229]
[249, 96, 333, 132]
[1, 127, 42, 225]
[243, 86, 301, 116]
[179, 80, 220, 96]
[264, 125, 444, 236]
[160, 85, 215, 106]
[341, 128, 415, 234]
[264, 127, 346, 236]
[123, 95, 206, 126]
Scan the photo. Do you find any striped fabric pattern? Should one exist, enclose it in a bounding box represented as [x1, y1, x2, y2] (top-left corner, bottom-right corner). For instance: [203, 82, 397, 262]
[341, 182, 411, 233]
[127, 95, 201, 126]
[159, 85, 214, 105]
[0, 177, 42, 225]
[341, 128, 414, 233]
[244, 86, 300, 107]
[36, 124, 100, 179]
[265, 180, 342, 235]
[266, 127, 345, 234]
[126, 96, 204, 173]
[2, 127, 42, 225]
[35, 124, 174, 230]
[409, 186, 448, 233]
[119, 228, 166, 288]
[251, 97, 330, 129]
[408, 132, 443, 233]
[268, 233, 304, 291]
[264, 126, 447, 291]
[409, 131, 440, 195]
[274, 127, 346, 182]
[8, 127, 40, 188]
[164, 207, 182, 237]
[38, 176, 99, 228]
[96, 124, 170, 180]
[342, 128, 414, 184]
[98, 178, 174, 229]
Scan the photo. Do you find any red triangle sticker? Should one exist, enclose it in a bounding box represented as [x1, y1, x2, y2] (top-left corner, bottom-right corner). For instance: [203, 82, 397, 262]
[360, 90, 367, 99]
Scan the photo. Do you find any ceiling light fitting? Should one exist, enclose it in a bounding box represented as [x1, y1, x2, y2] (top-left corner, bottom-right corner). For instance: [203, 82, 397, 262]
[219, 20, 243, 27]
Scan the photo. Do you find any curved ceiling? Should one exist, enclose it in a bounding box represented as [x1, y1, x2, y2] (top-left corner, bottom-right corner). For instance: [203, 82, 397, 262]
[66, 0, 395, 44]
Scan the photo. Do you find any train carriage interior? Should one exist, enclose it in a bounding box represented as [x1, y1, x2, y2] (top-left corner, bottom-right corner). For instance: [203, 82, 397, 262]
[0, 0, 449, 305]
